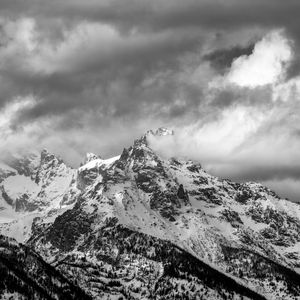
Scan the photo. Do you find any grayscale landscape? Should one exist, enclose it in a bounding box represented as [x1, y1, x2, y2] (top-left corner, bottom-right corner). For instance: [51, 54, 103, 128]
[0, 1, 300, 299]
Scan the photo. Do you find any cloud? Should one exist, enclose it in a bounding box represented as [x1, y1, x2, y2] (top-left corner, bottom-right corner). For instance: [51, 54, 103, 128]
[3, 1, 298, 31]
[227, 30, 293, 87]
[0, 16, 208, 123]
[0, 96, 37, 134]
[263, 178, 300, 202]
[273, 75, 300, 102]
[148, 105, 268, 163]
[203, 44, 255, 72]
[148, 78, 300, 202]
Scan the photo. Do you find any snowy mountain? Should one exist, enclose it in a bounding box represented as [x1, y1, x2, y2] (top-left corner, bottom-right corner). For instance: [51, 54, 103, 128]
[0, 150, 77, 242]
[1, 128, 300, 299]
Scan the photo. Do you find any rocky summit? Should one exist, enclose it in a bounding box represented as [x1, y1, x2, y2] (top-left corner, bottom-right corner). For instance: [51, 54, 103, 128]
[1, 128, 300, 299]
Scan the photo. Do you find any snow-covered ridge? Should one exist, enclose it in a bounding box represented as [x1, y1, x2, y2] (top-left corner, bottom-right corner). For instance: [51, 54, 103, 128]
[79, 155, 120, 172]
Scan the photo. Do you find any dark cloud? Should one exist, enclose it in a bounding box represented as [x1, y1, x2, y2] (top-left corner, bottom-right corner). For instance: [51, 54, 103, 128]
[0, 18, 206, 123]
[4, 1, 295, 28]
[24, 0, 300, 48]
[2, 1, 300, 42]
[0, 0, 299, 119]
[203, 44, 255, 72]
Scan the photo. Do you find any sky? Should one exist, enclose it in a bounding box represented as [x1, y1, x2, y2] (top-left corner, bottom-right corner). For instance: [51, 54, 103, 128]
[0, 0, 300, 202]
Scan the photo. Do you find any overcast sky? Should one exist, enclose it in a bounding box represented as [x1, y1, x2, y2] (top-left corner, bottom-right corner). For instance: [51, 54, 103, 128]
[0, 0, 300, 202]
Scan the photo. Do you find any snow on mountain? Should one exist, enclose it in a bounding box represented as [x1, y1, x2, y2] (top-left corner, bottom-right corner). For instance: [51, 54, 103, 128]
[79, 155, 120, 172]
[2, 128, 300, 299]
[0, 150, 77, 242]
[2, 175, 40, 205]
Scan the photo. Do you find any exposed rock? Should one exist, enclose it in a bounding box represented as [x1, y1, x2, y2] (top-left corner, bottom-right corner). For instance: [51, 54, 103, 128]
[220, 209, 243, 228]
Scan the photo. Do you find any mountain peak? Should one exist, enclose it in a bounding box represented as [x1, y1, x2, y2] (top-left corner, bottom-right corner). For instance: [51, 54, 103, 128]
[134, 127, 174, 148]
[84, 152, 101, 164]
[146, 127, 174, 137]
[40, 149, 63, 164]
[154, 127, 174, 136]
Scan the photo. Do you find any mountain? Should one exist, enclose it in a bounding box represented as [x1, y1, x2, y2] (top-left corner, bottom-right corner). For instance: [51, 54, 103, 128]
[1, 128, 300, 299]
[0, 150, 77, 242]
[0, 234, 91, 299]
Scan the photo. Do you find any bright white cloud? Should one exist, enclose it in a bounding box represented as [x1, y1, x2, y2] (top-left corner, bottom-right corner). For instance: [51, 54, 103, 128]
[148, 105, 268, 162]
[227, 30, 292, 87]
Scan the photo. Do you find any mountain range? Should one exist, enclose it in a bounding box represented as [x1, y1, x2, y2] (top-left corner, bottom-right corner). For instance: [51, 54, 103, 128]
[1, 128, 300, 299]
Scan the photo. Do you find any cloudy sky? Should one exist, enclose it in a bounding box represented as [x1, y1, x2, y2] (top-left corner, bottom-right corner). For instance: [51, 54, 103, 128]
[0, 0, 300, 202]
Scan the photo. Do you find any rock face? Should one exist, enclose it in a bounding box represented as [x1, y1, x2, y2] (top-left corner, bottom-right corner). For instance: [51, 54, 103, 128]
[1, 128, 300, 299]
